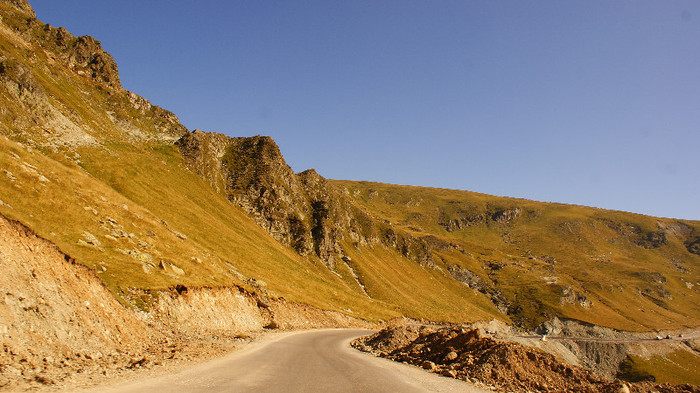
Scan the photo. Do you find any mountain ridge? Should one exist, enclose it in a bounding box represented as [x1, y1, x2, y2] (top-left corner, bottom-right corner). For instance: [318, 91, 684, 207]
[1, 0, 699, 387]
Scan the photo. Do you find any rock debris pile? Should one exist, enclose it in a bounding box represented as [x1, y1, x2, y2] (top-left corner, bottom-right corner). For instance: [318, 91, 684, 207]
[352, 326, 699, 393]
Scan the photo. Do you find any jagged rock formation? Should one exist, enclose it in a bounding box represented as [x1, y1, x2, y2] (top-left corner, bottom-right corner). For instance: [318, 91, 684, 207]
[0, 1, 185, 148]
[439, 206, 523, 232]
[176, 130, 444, 269]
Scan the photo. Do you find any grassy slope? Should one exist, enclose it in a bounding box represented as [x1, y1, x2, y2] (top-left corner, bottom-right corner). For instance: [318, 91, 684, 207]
[332, 180, 700, 331]
[0, 136, 393, 319]
[0, 9, 504, 323]
[2, 3, 698, 330]
[619, 351, 700, 385]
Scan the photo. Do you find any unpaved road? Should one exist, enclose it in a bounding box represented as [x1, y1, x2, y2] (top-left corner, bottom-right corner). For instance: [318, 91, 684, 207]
[82, 329, 489, 393]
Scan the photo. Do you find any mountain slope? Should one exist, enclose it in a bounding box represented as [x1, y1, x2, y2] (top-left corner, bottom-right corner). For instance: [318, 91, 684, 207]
[334, 181, 700, 330]
[1, 0, 698, 333]
[0, 0, 498, 324]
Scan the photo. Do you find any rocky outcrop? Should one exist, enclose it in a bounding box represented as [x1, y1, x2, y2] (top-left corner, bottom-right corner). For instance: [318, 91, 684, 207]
[176, 130, 441, 269]
[1, 1, 121, 89]
[176, 131, 346, 266]
[448, 264, 510, 313]
[685, 237, 700, 256]
[560, 286, 592, 309]
[603, 221, 669, 249]
[2, 0, 35, 17]
[439, 206, 523, 232]
[0, 2, 185, 147]
[62, 35, 120, 88]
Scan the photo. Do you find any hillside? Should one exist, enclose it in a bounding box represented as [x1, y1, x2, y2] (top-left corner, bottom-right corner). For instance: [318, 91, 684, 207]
[0, 0, 699, 389]
[333, 180, 700, 330]
[0, 0, 498, 323]
[1, 0, 698, 331]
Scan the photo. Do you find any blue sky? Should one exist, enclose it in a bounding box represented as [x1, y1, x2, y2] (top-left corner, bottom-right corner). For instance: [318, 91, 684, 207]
[30, 1, 700, 220]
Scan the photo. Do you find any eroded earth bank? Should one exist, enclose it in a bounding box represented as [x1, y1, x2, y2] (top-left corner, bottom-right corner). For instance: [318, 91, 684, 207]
[0, 214, 368, 391]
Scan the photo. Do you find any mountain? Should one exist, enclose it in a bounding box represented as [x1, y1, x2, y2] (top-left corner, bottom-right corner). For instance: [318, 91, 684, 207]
[2, 0, 699, 329]
[0, 0, 698, 387]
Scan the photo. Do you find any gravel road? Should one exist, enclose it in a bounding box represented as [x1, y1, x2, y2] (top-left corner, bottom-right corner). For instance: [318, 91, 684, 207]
[83, 329, 489, 393]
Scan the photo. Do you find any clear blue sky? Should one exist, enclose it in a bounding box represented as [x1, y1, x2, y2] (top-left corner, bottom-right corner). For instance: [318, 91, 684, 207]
[30, 1, 700, 220]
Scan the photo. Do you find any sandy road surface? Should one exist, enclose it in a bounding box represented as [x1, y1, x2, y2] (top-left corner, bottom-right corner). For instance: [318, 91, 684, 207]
[80, 329, 489, 393]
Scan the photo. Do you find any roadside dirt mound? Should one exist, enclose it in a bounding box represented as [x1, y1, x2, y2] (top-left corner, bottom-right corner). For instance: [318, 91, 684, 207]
[356, 325, 422, 355]
[0, 214, 159, 389]
[353, 326, 699, 393]
[269, 299, 372, 330]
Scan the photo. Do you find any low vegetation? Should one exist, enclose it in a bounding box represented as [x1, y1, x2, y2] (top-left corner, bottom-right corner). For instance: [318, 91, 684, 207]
[0, 0, 698, 387]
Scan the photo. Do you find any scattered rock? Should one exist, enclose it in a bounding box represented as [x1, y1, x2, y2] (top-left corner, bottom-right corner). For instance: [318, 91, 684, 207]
[80, 231, 101, 247]
[421, 360, 436, 371]
[444, 351, 458, 361]
[353, 326, 696, 393]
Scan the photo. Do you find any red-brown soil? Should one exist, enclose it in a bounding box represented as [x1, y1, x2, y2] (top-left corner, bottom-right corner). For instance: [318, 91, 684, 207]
[353, 326, 699, 393]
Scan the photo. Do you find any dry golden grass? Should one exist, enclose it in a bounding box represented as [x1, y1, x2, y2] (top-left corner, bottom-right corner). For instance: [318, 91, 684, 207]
[332, 180, 700, 330]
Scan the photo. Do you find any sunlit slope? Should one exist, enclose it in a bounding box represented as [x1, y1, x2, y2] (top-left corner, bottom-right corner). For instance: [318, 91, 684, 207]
[0, 136, 397, 318]
[2, 1, 697, 329]
[0, 2, 503, 323]
[0, 2, 389, 319]
[0, 134, 504, 322]
[340, 241, 502, 322]
[333, 180, 700, 330]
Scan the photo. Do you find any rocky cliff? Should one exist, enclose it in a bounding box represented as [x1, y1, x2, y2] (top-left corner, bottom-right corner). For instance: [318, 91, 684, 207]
[176, 130, 446, 270]
[0, 0, 186, 150]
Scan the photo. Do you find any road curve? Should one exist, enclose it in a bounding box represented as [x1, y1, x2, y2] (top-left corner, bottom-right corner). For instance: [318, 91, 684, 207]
[88, 329, 489, 393]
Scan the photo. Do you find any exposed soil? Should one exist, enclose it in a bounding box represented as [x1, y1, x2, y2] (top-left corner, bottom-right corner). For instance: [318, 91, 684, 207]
[353, 325, 700, 393]
[0, 214, 369, 392]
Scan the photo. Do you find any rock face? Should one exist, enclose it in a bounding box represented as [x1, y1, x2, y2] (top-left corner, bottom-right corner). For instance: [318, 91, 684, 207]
[177, 132, 344, 267]
[2, 1, 119, 89]
[3, 0, 35, 17]
[176, 130, 441, 268]
[686, 237, 700, 256]
[0, 1, 185, 147]
[447, 264, 510, 313]
[439, 206, 523, 232]
[62, 35, 121, 89]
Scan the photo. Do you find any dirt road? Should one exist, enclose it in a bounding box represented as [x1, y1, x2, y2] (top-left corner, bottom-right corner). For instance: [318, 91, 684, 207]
[81, 329, 488, 393]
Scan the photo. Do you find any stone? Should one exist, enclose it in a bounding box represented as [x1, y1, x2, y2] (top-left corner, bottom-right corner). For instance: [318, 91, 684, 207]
[421, 360, 436, 371]
[444, 351, 458, 361]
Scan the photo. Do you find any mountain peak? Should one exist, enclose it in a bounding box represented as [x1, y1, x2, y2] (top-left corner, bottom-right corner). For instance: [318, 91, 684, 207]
[2, 0, 35, 17]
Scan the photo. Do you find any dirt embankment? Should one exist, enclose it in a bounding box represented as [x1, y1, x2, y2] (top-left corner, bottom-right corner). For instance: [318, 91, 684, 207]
[0, 214, 157, 389]
[353, 325, 699, 393]
[0, 214, 368, 391]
